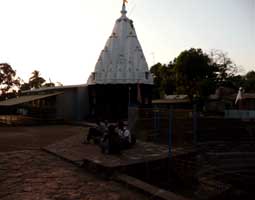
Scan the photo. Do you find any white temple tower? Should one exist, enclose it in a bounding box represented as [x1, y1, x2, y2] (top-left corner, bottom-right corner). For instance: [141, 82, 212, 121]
[87, 1, 153, 119]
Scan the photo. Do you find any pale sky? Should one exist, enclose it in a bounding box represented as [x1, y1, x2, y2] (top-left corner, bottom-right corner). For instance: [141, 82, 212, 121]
[0, 0, 254, 85]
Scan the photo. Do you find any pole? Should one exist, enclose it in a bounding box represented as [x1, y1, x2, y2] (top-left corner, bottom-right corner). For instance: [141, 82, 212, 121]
[128, 87, 131, 106]
[168, 106, 173, 159]
[193, 103, 197, 146]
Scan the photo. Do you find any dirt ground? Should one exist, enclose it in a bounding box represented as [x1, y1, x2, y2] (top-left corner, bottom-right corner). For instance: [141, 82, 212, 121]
[0, 125, 151, 200]
[0, 125, 87, 152]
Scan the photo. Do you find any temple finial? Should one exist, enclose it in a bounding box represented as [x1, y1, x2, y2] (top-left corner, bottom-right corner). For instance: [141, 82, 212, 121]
[121, 0, 128, 16]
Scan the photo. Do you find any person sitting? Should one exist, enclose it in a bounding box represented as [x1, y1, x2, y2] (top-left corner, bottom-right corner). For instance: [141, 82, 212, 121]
[117, 121, 132, 149]
[85, 120, 107, 144]
[100, 125, 121, 154]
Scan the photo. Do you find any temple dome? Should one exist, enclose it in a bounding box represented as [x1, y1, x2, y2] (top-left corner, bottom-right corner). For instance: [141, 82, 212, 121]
[87, 3, 153, 85]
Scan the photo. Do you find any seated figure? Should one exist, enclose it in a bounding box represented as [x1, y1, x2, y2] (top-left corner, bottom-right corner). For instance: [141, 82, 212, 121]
[100, 125, 121, 154]
[117, 121, 134, 149]
[85, 120, 107, 144]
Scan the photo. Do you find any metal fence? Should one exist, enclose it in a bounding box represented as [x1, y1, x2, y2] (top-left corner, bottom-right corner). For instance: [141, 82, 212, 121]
[128, 106, 194, 144]
[128, 106, 255, 199]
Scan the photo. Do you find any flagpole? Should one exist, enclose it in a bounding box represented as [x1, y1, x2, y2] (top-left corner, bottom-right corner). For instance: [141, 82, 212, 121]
[128, 86, 131, 106]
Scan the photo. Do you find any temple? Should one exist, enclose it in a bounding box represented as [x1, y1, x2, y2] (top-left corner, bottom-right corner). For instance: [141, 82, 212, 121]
[87, 1, 153, 119]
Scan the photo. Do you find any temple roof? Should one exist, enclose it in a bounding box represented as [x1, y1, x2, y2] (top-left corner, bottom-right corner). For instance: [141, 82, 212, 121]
[87, 2, 153, 85]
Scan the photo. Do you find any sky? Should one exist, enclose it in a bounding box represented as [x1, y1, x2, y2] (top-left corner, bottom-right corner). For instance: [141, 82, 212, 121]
[0, 0, 254, 85]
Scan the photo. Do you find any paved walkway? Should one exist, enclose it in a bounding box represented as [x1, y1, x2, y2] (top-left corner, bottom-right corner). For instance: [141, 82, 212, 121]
[0, 125, 86, 152]
[0, 126, 151, 200]
[0, 150, 148, 200]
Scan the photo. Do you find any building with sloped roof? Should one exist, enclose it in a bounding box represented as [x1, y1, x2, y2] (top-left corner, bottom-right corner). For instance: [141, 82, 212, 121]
[0, 85, 89, 123]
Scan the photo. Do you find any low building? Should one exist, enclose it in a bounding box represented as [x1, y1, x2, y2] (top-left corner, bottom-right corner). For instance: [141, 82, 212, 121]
[0, 84, 89, 122]
[205, 87, 255, 118]
[152, 95, 191, 109]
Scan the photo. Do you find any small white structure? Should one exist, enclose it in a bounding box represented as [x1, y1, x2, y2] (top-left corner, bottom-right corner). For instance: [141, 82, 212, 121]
[235, 87, 244, 104]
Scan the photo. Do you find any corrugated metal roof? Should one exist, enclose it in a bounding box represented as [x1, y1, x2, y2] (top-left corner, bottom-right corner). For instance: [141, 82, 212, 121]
[226, 93, 255, 100]
[243, 93, 255, 99]
[0, 92, 63, 106]
[164, 95, 189, 100]
[152, 99, 190, 104]
[21, 84, 87, 94]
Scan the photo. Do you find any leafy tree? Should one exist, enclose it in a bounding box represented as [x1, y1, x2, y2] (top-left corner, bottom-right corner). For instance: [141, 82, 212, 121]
[29, 70, 45, 89]
[43, 77, 55, 88]
[173, 48, 216, 100]
[20, 71, 59, 91]
[20, 82, 31, 91]
[243, 70, 255, 92]
[0, 63, 20, 97]
[162, 62, 176, 95]
[245, 70, 255, 80]
[44, 82, 55, 87]
[149, 48, 251, 103]
[222, 75, 244, 90]
[150, 63, 165, 99]
[209, 50, 238, 85]
[150, 62, 176, 99]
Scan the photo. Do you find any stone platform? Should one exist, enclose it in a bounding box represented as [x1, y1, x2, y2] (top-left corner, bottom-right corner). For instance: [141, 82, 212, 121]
[43, 131, 193, 200]
[44, 133, 167, 167]
[43, 132, 192, 174]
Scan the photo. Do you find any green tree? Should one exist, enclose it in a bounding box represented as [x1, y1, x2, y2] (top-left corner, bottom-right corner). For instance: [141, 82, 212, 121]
[29, 70, 45, 89]
[150, 63, 165, 99]
[0, 63, 20, 97]
[162, 62, 176, 95]
[44, 82, 55, 87]
[209, 50, 238, 85]
[244, 70, 255, 92]
[223, 75, 244, 90]
[173, 48, 217, 100]
[20, 82, 31, 91]
[150, 62, 176, 99]
[43, 78, 55, 88]
[20, 72, 58, 91]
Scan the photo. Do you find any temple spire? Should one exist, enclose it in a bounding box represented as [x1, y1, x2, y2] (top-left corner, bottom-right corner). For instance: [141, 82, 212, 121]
[121, 0, 127, 16]
[87, 0, 153, 85]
